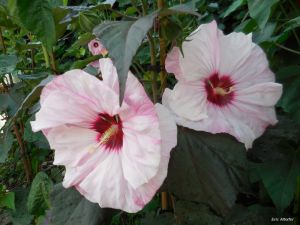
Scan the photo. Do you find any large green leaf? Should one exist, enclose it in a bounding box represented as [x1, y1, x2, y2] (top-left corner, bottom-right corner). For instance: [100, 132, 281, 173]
[166, 127, 249, 216]
[93, 12, 158, 103]
[277, 66, 300, 123]
[16, 0, 56, 51]
[0, 55, 18, 75]
[27, 172, 53, 216]
[140, 212, 175, 225]
[174, 200, 222, 225]
[47, 184, 116, 225]
[224, 204, 288, 225]
[252, 151, 300, 213]
[248, 115, 300, 163]
[247, 0, 279, 30]
[52, 7, 69, 40]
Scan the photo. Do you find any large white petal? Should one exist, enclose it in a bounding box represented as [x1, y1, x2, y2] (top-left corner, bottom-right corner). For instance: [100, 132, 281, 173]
[162, 82, 208, 121]
[235, 82, 282, 106]
[179, 20, 220, 81]
[46, 125, 98, 167]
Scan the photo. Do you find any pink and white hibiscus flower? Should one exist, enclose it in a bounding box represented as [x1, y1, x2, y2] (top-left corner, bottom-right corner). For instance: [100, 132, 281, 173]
[31, 58, 177, 212]
[162, 20, 282, 149]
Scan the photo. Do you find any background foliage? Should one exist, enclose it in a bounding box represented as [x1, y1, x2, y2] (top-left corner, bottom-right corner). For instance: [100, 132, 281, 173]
[0, 0, 300, 224]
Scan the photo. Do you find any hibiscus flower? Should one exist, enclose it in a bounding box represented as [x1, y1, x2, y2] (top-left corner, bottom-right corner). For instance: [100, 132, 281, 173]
[162, 20, 282, 149]
[31, 58, 177, 212]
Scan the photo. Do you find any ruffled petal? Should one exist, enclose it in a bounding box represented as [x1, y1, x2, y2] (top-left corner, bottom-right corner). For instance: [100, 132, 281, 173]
[99, 58, 119, 93]
[31, 70, 120, 132]
[174, 102, 278, 149]
[177, 20, 220, 81]
[162, 82, 208, 121]
[235, 82, 282, 106]
[165, 47, 184, 81]
[120, 126, 161, 188]
[31, 91, 98, 132]
[218, 32, 254, 77]
[46, 125, 98, 167]
[219, 33, 275, 88]
[76, 153, 140, 212]
[132, 104, 177, 208]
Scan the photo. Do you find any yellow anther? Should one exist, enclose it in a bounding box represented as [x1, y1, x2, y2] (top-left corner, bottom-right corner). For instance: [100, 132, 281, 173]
[99, 124, 119, 145]
[214, 86, 234, 96]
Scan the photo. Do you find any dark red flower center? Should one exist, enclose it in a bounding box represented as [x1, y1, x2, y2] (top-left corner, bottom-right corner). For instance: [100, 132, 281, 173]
[91, 113, 123, 151]
[93, 42, 99, 48]
[204, 73, 234, 106]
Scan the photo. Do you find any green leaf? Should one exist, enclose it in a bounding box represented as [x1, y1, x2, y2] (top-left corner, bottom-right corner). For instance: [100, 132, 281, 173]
[222, 0, 246, 18]
[284, 16, 300, 32]
[174, 200, 222, 225]
[0, 130, 13, 163]
[52, 7, 69, 40]
[160, 17, 182, 42]
[48, 184, 116, 225]
[159, 0, 201, 17]
[0, 54, 18, 75]
[59, 4, 110, 24]
[253, 152, 300, 212]
[0, 192, 15, 210]
[8, 188, 33, 225]
[16, 0, 56, 51]
[13, 75, 54, 119]
[93, 11, 159, 103]
[70, 33, 95, 49]
[27, 172, 53, 216]
[166, 127, 249, 216]
[224, 204, 287, 225]
[249, 115, 300, 163]
[140, 212, 175, 225]
[277, 66, 300, 123]
[78, 11, 99, 32]
[247, 0, 279, 30]
[70, 55, 100, 69]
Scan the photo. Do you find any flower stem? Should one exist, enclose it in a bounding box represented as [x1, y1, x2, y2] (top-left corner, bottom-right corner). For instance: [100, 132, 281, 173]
[49, 50, 57, 74]
[0, 27, 6, 54]
[42, 45, 50, 68]
[275, 43, 300, 55]
[13, 123, 32, 183]
[142, 0, 158, 102]
[148, 32, 158, 103]
[157, 0, 168, 94]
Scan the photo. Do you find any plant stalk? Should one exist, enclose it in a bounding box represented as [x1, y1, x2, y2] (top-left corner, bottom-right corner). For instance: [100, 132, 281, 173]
[157, 0, 168, 93]
[0, 26, 6, 54]
[49, 51, 57, 74]
[148, 32, 158, 103]
[275, 43, 300, 55]
[13, 123, 32, 183]
[42, 45, 50, 68]
[157, 0, 169, 211]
